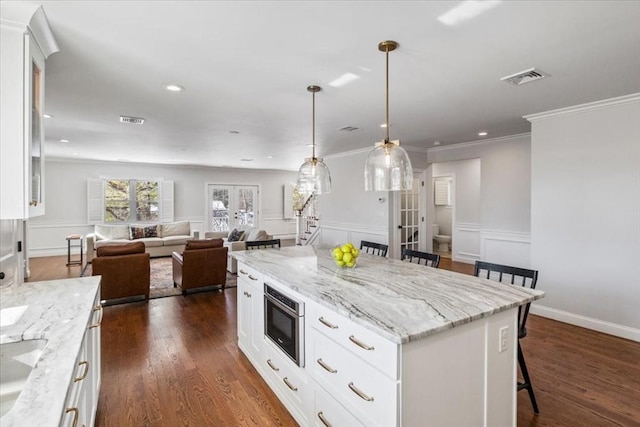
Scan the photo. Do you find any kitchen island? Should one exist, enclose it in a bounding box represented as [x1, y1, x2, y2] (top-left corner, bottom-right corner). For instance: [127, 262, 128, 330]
[0, 277, 101, 427]
[233, 245, 544, 427]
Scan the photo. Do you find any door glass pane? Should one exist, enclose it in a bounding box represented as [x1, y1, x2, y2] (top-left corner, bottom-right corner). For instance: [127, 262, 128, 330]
[236, 188, 255, 227]
[211, 189, 229, 231]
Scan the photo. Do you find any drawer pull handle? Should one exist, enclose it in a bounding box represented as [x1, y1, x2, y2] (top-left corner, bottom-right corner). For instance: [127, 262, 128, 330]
[239, 269, 248, 275]
[65, 407, 79, 427]
[283, 377, 298, 391]
[349, 335, 375, 351]
[74, 361, 89, 382]
[88, 304, 103, 329]
[317, 411, 332, 427]
[317, 358, 337, 374]
[318, 317, 338, 329]
[267, 359, 279, 372]
[248, 274, 258, 281]
[348, 382, 374, 402]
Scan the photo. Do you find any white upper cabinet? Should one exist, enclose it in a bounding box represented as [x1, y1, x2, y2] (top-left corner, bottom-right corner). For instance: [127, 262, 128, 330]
[0, 3, 58, 219]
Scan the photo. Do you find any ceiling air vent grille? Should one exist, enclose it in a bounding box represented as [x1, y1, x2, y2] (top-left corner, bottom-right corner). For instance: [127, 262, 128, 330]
[338, 126, 359, 132]
[120, 115, 145, 124]
[501, 68, 550, 86]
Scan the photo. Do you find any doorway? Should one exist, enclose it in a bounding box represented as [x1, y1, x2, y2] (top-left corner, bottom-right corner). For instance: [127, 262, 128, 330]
[206, 184, 259, 232]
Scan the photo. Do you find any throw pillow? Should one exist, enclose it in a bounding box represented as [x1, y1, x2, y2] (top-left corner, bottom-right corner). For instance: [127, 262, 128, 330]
[228, 228, 244, 242]
[130, 225, 158, 240]
[130, 226, 146, 240]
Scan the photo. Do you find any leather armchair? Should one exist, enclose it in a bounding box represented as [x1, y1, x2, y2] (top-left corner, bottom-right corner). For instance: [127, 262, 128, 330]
[92, 241, 151, 301]
[172, 239, 228, 294]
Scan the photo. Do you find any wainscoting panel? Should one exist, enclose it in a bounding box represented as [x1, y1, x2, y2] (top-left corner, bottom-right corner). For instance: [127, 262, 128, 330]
[480, 229, 531, 268]
[320, 221, 388, 249]
[261, 216, 296, 239]
[453, 222, 480, 264]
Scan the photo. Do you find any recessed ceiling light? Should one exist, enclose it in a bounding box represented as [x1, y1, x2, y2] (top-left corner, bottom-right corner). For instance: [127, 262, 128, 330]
[72, 152, 79, 156]
[307, 144, 314, 148]
[478, 132, 488, 137]
[59, 139, 69, 143]
[240, 158, 253, 162]
[267, 155, 273, 159]
[229, 130, 240, 134]
[380, 123, 390, 128]
[43, 114, 53, 118]
[164, 84, 185, 92]
[433, 141, 441, 146]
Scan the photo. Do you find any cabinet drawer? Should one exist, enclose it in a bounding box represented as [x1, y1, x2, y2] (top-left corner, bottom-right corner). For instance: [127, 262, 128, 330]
[311, 303, 398, 379]
[237, 263, 261, 284]
[312, 331, 398, 427]
[313, 386, 364, 427]
[262, 341, 311, 422]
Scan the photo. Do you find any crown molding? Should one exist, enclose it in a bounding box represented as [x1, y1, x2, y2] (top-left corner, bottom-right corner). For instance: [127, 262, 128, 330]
[525, 93, 640, 122]
[426, 133, 531, 154]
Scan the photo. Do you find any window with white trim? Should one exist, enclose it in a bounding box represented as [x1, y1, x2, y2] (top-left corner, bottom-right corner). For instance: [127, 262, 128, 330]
[88, 179, 173, 224]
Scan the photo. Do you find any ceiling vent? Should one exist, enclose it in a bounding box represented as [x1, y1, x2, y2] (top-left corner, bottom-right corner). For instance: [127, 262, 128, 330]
[119, 115, 145, 124]
[500, 68, 550, 86]
[338, 126, 359, 132]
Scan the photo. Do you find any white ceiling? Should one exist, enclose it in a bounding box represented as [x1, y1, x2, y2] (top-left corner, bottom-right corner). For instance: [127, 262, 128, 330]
[31, 1, 640, 170]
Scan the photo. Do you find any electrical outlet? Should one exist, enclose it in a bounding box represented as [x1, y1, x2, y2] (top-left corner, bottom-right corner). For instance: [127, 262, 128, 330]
[499, 326, 508, 353]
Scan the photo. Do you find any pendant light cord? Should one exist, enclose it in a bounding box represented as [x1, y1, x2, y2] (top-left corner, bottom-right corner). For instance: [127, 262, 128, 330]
[312, 89, 316, 159]
[385, 45, 390, 143]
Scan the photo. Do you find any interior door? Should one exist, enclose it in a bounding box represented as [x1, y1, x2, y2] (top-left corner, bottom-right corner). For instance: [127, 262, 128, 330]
[207, 184, 259, 232]
[398, 177, 422, 255]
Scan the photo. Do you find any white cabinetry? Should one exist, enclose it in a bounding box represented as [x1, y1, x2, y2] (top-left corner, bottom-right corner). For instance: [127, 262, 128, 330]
[0, 3, 58, 219]
[237, 263, 264, 364]
[61, 293, 102, 427]
[308, 302, 399, 426]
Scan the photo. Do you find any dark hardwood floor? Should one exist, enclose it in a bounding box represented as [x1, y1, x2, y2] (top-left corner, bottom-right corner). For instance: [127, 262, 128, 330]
[28, 255, 640, 426]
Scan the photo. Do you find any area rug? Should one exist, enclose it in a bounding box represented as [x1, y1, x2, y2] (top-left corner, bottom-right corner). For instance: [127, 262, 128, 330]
[81, 256, 237, 299]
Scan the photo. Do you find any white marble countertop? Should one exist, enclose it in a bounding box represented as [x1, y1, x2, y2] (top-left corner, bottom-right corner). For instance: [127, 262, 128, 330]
[233, 246, 545, 344]
[0, 277, 100, 427]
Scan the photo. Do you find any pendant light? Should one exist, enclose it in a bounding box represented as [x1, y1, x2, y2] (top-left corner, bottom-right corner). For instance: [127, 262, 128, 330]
[297, 85, 331, 195]
[364, 40, 413, 191]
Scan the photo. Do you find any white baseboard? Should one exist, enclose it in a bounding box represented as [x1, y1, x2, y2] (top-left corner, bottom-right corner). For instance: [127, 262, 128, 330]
[530, 304, 640, 342]
[30, 247, 70, 258]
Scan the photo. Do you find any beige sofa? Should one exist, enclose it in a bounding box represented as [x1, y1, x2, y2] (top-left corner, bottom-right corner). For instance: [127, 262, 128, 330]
[204, 227, 271, 273]
[86, 221, 197, 264]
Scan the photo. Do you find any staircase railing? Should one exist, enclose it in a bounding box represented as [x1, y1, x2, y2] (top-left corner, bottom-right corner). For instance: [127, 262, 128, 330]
[295, 194, 320, 245]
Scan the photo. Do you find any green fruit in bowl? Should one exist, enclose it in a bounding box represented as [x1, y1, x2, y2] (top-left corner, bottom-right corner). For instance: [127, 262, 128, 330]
[332, 242, 359, 268]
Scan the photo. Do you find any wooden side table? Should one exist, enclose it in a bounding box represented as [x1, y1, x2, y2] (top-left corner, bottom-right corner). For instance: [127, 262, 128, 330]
[66, 234, 83, 266]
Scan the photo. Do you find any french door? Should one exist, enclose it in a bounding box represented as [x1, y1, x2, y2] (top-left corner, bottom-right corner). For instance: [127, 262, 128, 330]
[397, 177, 423, 256]
[207, 184, 259, 232]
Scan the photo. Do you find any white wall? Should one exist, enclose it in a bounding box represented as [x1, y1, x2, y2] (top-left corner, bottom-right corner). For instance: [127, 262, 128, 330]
[429, 135, 531, 266]
[28, 159, 298, 257]
[318, 149, 392, 248]
[528, 94, 640, 341]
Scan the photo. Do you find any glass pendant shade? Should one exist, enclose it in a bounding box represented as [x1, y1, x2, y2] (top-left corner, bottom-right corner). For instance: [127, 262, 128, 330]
[364, 141, 413, 191]
[364, 40, 413, 192]
[297, 157, 331, 195]
[297, 85, 331, 195]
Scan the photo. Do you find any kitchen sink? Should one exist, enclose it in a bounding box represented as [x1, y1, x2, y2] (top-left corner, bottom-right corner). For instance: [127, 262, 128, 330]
[0, 339, 47, 418]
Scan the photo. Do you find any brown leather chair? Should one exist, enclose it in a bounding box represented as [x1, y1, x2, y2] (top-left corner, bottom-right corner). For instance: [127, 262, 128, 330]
[172, 239, 228, 294]
[92, 241, 151, 301]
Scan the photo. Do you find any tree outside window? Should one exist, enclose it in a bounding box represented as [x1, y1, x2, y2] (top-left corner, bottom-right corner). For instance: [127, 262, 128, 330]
[105, 179, 159, 223]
